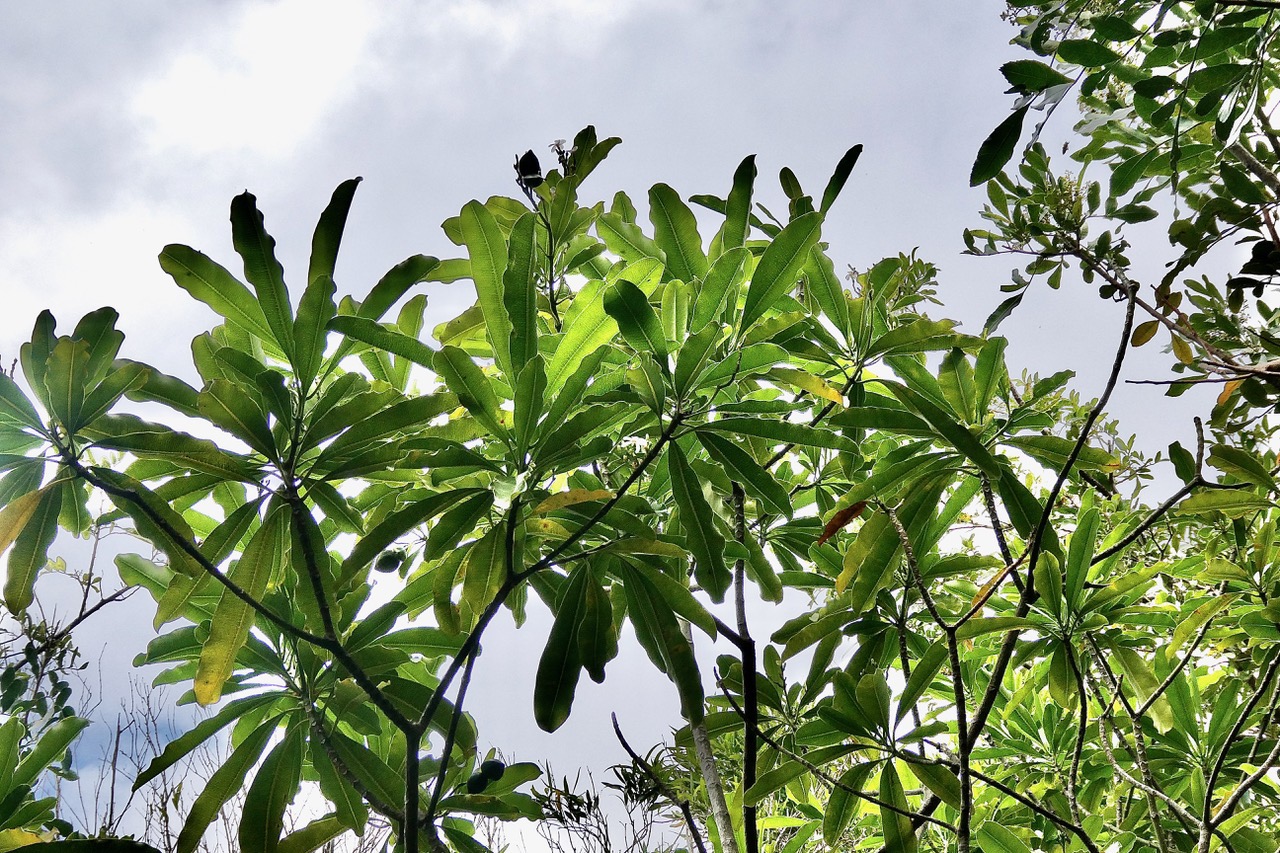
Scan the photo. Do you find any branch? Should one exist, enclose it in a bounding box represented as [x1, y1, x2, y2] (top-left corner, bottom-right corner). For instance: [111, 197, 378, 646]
[612, 713, 709, 853]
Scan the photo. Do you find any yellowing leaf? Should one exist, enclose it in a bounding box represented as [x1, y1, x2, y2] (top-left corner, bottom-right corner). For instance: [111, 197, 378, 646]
[1130, 320, 1159, 347]
[0, 487, 47, 558]
[533, 489, 614, 515]
[1171, 333, 1194, 364]
[1218, 378, 1244, 407]
[768, 367, 844, 404]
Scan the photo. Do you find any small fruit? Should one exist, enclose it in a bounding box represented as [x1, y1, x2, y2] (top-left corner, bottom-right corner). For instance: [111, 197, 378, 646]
[374, 550, 405, 574]
[466, 773, 488, 794]
[480, 759, 506, 782]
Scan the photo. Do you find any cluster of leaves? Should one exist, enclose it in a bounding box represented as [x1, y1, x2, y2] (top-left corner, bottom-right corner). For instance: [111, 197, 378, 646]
[971, 0, 1280, 427]
[3, 5, 1280, 852]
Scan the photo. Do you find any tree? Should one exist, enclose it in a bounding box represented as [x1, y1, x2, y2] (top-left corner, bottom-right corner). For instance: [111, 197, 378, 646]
[3, 4, 1280, 852]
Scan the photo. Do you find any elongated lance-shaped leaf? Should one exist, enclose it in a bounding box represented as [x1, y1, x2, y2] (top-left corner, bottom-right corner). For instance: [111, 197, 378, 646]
[42, 337, 90, 433]
[0, 372, 43, 431]
[970, 105, 1029, 187]
[699, 416, 858, 453]
[822, 762, 874, 844]
[4, 485, 61, 615]
[819, 144, 864, 214]
[293, 273, 337, 391]
[308, 178, 361, 288]
[276, 816, 348, 853]
[134, 692, 281, 790]
[328, 315, 436, 368]
[310, 744, 368, 836]
[460, 199, 512, 378]
[667, 441, 729, 601]
[176, 715, 279, 853]
[696, 431, 792, 517]
[579, 562, 616, 682]
[896, 641, 947, 724]
[198, 378, 276, 459]
[885, 381, 1001, 478]
[11, 715, 88, 792]
[238, 722, 303, 853]
[1065, 505, 1100, 608]
[723, 154, 757, 251]
[72, 306, 125, 388]
[160, 245, 276, 344]
[504, 212, 540, 372]
[534, 562, 590, 732]
[620, 557, 717, 639]
[691, 247, 749, 331]
[804, 245, 850, 340]
[617, 561, 704, 723]
[649, 183, 708, 283]
[514, 354, 547, 455]
[879, 762, 917, 853]
[230, 191, 295, 360]
[434, 345, 509, 440]
[740, 211, 823, 331]
[461, 524, 507, 617]
[605, 279, 668, 364]
[545, 278, 619, 395]
[194, 504, 289, 705]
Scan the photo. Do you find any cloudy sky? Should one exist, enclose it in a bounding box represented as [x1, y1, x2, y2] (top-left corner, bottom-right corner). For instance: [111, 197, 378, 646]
[0, 0, 1223, 838]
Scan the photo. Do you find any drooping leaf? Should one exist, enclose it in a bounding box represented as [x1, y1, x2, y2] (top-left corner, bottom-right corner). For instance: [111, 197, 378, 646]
[667, 442, 730, 601]
[649, 183, 708, 283]
[970, 106, 1029, 187]
[176, 715, 279, 853]
[230, 191, 295, 359]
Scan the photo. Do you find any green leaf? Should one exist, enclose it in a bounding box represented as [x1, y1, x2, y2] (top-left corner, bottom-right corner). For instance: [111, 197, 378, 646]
[975, 822, 1033, 853]
[534, 563, 590, 732]
[879, 763, 917, 853]
[741, 211, 823, 331]
[0, 372, 43, 431]
[545, 279, 619, 395]
[618, 562, 704, 723]
[955, 616, 1037, 640]
[699, 416, 857, 452]
[194, 505, 288, 705]
[433, 345, 508, 440]
[11, 715, 89, 792]
[1001, 59, 1072, 93]
[1057, 38, 1121, 66]
[238, 722, 303, 853]
[649, 183, 708, 282]
[896, 641, 947, 723]
[822, 763, 873, 844]
[160, 245, 275, 343]
[910, 761, 962, 810]
[804, 246, 851, 339]
[198, 379, 276, 458]
[276, 815, 348, 853]
[820, 144, 864, 214]
[504, 212, 540, 372]
[461, 524, 507, 615]
[307, 178, 360, 288]
[42, 338, 90, 432]
[341, 490, 484, 584]
[328, 315, 436, 368]
[1179, 488, 1273, 517]
[134, 692, 281, 790]
[460, 199, 512, 377]
[668, 442, 730, 602]
[691, 247, 749, 330]
[605, 278, 668, 363]
[970, 106, 1029, 187]
[3, 485, 61, 615]
[696, 431, 792, 517]
[886, 382, 1001, 477]
[623, 558, 717, 639]
[1208, 445, 1277, 489]
[176, 715, 278, 853]
[723, 155, 757, 251]
[230, 191, 294, 359]
[293, 273, 337, 390]
[1004, 434, 1121, 473]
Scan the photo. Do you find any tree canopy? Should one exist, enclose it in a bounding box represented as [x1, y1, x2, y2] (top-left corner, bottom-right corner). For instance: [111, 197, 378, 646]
[5, 2, 1280, 853]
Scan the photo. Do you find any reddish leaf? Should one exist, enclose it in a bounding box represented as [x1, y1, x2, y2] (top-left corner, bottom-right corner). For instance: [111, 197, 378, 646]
[817, 501, 866, 546]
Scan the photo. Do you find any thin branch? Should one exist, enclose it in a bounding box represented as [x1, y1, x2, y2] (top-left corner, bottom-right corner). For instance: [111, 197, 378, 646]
[612, 713, 710, 853]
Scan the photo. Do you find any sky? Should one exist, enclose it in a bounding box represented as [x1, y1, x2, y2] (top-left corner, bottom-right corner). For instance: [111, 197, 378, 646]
[0, 0, 1226, 842]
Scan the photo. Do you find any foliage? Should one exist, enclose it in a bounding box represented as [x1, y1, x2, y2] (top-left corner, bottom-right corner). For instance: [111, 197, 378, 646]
[1, 3, 1280, 852]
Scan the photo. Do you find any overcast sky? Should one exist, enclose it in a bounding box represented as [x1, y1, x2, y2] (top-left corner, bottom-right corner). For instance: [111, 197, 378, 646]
[0, 0, 1224, 838]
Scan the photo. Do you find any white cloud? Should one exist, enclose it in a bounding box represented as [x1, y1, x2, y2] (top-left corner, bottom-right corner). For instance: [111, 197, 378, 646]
[130, 0, 380, 159]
